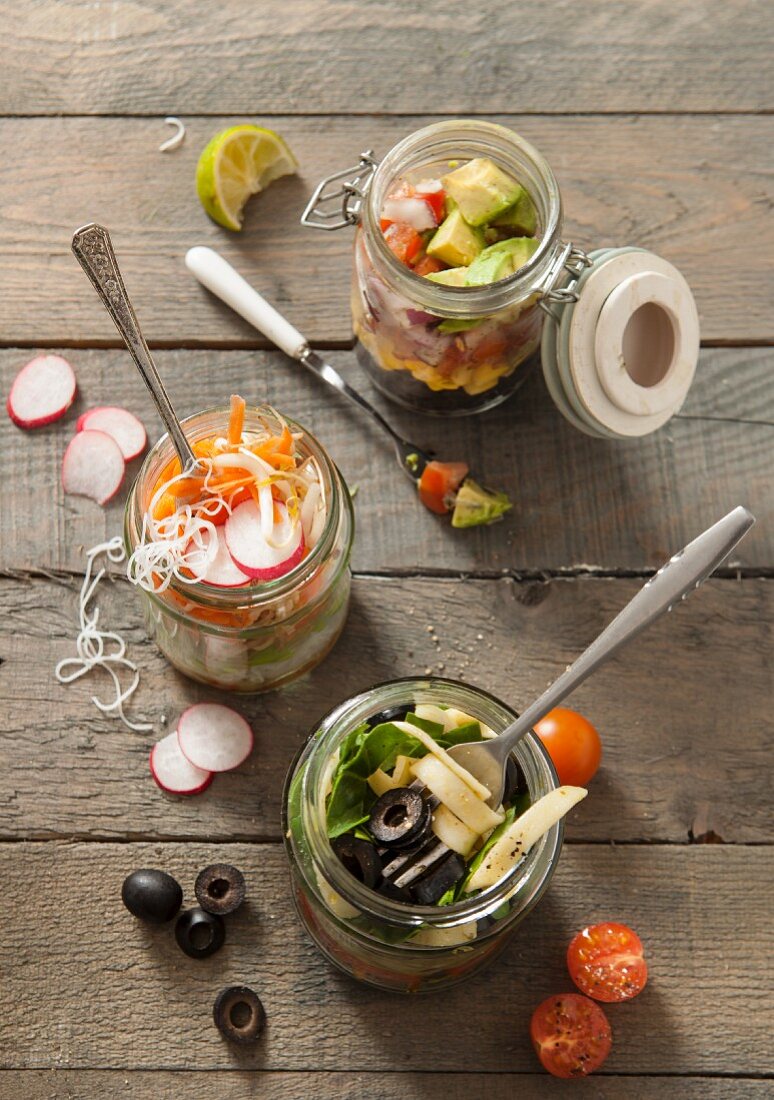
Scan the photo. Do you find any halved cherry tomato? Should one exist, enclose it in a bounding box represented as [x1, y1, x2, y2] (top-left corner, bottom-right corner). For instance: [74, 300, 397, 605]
[567, 922, 648, 1003]
[534, 707, 602, 786]
[420, 188, 446, 224]
[530, 993, 612, 1078]
[383, 223, 424, 266]
[412, 254, 446, 277]
[417, 460, 469, 515]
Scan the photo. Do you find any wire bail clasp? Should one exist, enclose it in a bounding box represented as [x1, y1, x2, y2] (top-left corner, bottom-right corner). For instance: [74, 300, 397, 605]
[301, 151, 379, 231]
[538, 243, 592, 324]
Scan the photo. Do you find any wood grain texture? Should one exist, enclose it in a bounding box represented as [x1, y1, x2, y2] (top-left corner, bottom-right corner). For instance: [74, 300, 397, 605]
[1, 842, 771, 1073]
[0, 574, 770, 843]
[1, 348, 771, 576]
[4, 1070, 772, 1099]
[0, 115, 772, 345]
[2, 1, 772, 115]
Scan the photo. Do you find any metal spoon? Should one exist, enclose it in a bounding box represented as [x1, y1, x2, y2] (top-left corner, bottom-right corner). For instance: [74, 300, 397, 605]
[72, 223, 198, 470]
[448, 506, 756, 808]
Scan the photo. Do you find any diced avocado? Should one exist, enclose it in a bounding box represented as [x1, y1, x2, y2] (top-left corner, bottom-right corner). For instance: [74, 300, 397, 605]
[451, 478, 512, 528]
[442, 158, 523, 227]
[437, 317, 482, 334]
[464, 237, 540, 286]
[492, 187, 538, 236]
[426, 209, 485, 267]
[425, 266, 469, 287]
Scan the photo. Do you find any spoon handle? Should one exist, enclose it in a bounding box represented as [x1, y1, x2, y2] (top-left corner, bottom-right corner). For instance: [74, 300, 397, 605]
[496, 506, 755, 756]
[72, 223, 197, 470]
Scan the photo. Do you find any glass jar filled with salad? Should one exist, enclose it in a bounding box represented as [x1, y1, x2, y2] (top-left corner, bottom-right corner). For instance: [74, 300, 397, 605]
[283, 677, 586, 993]
[124, 399, 354, 692]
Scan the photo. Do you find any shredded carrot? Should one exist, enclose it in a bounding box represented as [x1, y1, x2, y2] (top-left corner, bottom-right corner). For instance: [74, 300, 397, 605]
[228, 394, 246, 446]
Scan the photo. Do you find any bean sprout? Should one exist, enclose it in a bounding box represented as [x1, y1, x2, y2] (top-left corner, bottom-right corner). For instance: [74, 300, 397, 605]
[159, 116, 186, 153]
[55, 537, 152, 733]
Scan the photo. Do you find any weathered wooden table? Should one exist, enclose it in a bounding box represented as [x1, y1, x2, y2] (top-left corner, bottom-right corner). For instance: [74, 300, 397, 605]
[0, 3, 772, 1096]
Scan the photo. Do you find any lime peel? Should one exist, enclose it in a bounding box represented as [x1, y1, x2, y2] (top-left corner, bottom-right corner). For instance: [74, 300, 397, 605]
[196, 124, 298, 231]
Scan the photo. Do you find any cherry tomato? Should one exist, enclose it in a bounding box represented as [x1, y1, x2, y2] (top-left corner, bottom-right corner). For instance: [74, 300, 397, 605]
[383, 223, 424, 266]
[567, 922, 648, 1003]
[530, 993, 612, 1078]
[412, 254, 446, 277]
[417, 460, 469, 515]
[534, 707, 602, 785]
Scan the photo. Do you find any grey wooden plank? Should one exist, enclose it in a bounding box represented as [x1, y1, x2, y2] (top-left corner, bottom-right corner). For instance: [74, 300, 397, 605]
[1, 1, 772, 115]
[0, 574, 769, 843]
[0, 115, 771, 344]
[0, 842, 770, 1073]
[1, 347, 771, 575]
[679, 346, 774, 422]
[3, 1070, 771, 1099]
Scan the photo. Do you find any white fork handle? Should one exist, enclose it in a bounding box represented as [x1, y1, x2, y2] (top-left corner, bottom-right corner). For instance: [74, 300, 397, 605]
[185, 246, 309, 360]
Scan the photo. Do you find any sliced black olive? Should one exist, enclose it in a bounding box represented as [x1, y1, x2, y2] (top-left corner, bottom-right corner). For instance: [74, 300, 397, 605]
[368, 705, 410, 725]
[331, 835, 381, 888]
[503, 756, 528, 806]
[195, 863, 246, 916]
[213, 985, 266, 1044]
[175, 907, 225, 959]
[121, 868, 182, 924]
[410, 851, 466, 905]
[376, 878, 413, 903]
[368, 787, 432, 849]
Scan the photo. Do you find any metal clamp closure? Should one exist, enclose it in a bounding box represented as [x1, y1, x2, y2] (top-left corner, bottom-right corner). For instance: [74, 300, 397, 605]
[301, 151, 379, 231]
[538, 243, 592, 324]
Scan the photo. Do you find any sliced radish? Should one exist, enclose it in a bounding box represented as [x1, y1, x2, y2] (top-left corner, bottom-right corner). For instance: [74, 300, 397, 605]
[177, 703, 253, 773]
[186, 527, 251, 588]
[61, 429, 126, 505]
[7, 354, 77, 428]
[150, 731, 214, 795]
[225, 499, 305, 581]
[76, 406, 147, 460]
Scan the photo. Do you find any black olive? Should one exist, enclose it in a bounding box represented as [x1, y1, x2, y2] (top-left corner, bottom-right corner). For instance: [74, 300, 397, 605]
[410, 851, 466, 905]
[503, 756, 528, 806]
[331, 835, 382, 888]
[213, 985, 266, 1044]
[369, 705, 410, 725]
[121, 868, 183, 924]
[195, 863, 246, 916]
[376, 878, 413, 903]
[175, 907, 225, 959]
[368, 787, 432, 849]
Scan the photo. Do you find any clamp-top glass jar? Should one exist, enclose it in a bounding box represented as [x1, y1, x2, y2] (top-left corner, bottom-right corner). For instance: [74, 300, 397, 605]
[303, 120, 699, 429]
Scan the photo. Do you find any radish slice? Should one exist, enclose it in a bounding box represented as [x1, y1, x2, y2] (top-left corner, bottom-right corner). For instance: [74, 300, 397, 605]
[62, 429, 125, 505]
[225, 499, 305, 581]
[150, 731, 214, 795]
[186, 527, 251, 588]
[177, 703, 254, 772]
[76, 406, 147, 460]
[7, 355, 77, 428]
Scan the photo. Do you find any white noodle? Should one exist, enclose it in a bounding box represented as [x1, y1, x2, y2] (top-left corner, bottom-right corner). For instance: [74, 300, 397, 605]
[159, 116, 186, 153]
[55, 537, 152, 733]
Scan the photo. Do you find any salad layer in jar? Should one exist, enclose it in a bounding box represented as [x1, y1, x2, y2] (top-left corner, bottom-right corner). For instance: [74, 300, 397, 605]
[284, 679, 585, 993]
[124, 398, 354, 692]
[353, 132, 555, 415]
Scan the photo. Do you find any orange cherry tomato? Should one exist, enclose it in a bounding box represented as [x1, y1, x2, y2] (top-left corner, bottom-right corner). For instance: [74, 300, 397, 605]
[534, 707, 602, 785]
[417, 460, 469, 515]
[530, 993, 612, 1079]
[567, 922, 648, 1003]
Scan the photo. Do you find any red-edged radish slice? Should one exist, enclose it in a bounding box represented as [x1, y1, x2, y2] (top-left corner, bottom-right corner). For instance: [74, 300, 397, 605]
[186, 527, 251, 589]
[150, 731, 214, 795]
[7, 355, 77, 428]
[177, 703, 253, 773]
[225, 499, 305, 581]
[76, 405, 147, 460]
[61, 429, 125, 505]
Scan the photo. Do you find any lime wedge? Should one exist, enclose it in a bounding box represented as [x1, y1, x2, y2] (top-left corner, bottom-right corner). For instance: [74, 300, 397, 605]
[196, 125, 298, 231]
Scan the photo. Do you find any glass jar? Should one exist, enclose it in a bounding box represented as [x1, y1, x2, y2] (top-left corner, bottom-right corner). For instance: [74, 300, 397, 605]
[124, 405, 354, 692]
[283, 677, 564, 993]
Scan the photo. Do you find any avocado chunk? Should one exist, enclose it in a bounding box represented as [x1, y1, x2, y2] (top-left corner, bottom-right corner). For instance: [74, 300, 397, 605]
[465, 237, 540, 286]
[425, 266, 469, 287]
[427, 209, 485, 267]
[492, 187, 538, 236]
[451, 479, 512, 528]
[442, 158, 523, 227]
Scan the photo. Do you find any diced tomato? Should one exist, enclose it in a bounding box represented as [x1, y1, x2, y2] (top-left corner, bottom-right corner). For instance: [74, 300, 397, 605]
[418, 460, 469, 515]
[421, 188, 447, 224]
[380, 217, 393, 232]
[412, 255, 446, 277]
[383, 223, 424, 266]
[567, 922, 648, 1003]
[530, 993, 612, 1078]
[469, 332, 508, 363]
